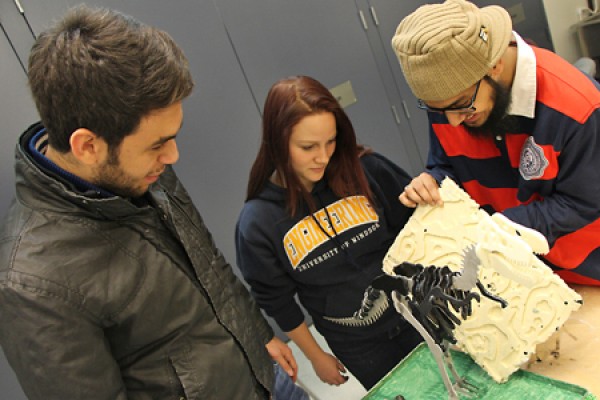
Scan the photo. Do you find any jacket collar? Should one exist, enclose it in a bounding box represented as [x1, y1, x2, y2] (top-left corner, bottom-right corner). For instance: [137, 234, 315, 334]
[27, 126, 115, 198]
[508, 31, 537, 119]
[15, 122, 165, 220]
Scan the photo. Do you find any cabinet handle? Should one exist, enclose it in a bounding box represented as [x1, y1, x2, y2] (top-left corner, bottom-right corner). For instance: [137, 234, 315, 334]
[402, 101, 411, 119]
[358, 10, 368, 30]
[13, 0, 24, 14]
[370, 6, 379, 26]
[391, 106, 401, 125]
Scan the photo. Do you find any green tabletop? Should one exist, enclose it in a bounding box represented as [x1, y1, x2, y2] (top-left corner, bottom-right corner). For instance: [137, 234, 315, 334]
[363, 343, 596, 400]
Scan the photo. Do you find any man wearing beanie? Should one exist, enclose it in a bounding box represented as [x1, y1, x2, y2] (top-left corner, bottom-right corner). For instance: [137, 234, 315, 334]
[392, 0, 600, 286]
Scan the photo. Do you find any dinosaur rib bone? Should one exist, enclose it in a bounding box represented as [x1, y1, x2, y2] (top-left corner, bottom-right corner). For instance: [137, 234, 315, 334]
[324, 287, 390, 327]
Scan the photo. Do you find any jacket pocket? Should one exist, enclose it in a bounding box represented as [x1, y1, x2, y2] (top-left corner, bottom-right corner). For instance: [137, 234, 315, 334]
[169, 355, 200, 400]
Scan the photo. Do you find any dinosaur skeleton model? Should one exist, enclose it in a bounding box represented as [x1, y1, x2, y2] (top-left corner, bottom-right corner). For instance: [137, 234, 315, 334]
[326, 246, 507, 399]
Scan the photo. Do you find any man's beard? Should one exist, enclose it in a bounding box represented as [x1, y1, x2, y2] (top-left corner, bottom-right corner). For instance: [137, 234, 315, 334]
[93, 147, 147, 198]
[465, 76, 519, 138]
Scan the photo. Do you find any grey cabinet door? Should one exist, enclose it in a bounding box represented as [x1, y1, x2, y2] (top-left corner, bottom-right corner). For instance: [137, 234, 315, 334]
[0, 0, 35, 70]
[363, 0, 430, 167]
[473, 0, 553, 50]
[0, 7, 38, 221]
[216, 0, 423, 175]
[0, 6, 37, 400]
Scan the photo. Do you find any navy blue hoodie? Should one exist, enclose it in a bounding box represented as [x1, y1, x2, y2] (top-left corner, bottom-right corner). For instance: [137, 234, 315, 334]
[236, 152, 415, 341]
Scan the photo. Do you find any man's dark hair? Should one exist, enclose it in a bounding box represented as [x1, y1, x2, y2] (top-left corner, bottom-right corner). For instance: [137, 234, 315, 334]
[28, 5, 194, 153]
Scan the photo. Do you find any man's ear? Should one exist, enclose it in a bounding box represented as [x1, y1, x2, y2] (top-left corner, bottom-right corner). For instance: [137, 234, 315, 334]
[69, 128, 108, 165]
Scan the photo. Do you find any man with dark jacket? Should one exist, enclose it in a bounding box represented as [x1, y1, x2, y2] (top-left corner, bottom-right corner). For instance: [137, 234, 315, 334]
[0, 6, 306, 399]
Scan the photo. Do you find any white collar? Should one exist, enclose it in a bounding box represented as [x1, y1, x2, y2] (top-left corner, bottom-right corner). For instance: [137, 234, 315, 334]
[508, 31, 537, 119]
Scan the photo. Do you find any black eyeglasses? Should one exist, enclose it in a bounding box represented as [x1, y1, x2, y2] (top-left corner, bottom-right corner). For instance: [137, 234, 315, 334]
[417, 80, 482, 114]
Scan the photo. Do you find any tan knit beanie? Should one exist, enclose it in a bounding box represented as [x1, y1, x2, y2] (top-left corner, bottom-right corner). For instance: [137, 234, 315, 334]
[391, 0, 512, 101]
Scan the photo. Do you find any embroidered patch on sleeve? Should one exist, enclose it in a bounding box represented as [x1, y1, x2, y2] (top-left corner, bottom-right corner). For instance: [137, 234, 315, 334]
[519, 136, 549, 180]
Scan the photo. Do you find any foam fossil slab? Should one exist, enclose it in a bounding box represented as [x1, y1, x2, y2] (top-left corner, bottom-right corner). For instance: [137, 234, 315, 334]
[383, 177, 582, 383]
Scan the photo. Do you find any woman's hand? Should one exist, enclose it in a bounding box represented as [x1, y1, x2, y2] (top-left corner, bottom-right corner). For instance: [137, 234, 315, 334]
[311, 351, 348, 386]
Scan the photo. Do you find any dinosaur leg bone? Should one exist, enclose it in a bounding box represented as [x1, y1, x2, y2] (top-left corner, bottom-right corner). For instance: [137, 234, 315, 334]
[392, 292, 460, 400]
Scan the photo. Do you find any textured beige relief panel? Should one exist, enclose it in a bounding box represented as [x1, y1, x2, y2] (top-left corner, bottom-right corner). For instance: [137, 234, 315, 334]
[383, 178, 582, 383]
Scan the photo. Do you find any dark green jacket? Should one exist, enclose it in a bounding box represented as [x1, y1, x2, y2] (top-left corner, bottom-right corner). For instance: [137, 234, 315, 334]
[0, 123, 274, 399]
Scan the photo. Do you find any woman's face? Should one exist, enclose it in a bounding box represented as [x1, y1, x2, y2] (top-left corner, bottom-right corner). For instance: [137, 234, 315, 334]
[288, 112, 337, 192]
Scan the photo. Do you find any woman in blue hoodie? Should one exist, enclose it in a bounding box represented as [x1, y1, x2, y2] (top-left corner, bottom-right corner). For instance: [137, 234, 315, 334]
[235, 75, 422, 390]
